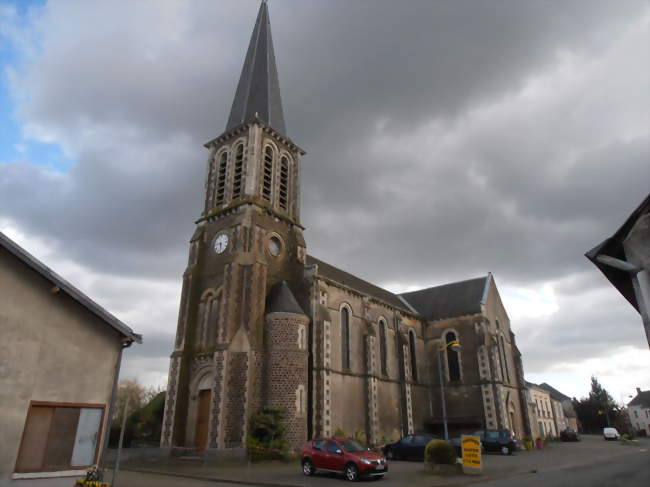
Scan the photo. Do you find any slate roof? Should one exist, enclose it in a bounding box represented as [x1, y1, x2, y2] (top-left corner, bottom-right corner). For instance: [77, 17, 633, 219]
[538, 383, 572, 402]
[585, 192, 650, 311]
[266, 281, 305, 315]
[0, 231, 142, 344]
[306, 255, 412, 314]
[628, 390, 650, 408]
[226, 0, 286, 135]
[399, 275, 490, 321]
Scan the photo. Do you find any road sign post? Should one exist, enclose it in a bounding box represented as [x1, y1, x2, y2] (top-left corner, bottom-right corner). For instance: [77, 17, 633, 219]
[461, 434, 482, 475]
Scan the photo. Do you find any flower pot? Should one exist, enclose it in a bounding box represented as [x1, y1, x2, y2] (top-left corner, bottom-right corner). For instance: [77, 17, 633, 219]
[535, 439, 544, 449]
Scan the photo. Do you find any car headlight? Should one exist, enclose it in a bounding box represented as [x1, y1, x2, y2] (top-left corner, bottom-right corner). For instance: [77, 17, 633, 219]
[360, 458, 372, 465]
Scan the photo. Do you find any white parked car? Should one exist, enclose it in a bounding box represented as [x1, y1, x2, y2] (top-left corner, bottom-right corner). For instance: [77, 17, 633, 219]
[603, 427, 620, 440]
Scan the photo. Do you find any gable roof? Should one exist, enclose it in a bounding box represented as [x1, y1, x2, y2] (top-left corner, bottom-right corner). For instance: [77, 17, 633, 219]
[538, 382, 572, 402]
[399, 275, 489, 321]
[628, 389, 650, 408]
[306, 255, 413, 314]
[0, 231, 142, 344]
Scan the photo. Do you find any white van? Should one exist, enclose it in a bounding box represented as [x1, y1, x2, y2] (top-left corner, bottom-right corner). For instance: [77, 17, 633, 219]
[603, 427, 620, 440]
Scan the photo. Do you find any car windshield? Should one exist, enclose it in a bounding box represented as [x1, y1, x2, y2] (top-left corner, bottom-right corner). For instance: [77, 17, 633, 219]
[340, 439, 365, 452]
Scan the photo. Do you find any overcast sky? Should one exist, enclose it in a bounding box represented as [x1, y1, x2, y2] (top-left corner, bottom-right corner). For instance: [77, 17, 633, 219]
[1, 0, 648, 404]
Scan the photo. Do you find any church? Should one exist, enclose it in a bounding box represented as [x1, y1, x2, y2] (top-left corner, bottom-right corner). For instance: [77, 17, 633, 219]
[161, 1, 530, 455]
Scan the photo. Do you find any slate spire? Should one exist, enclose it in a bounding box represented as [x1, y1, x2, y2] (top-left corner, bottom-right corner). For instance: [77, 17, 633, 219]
[226, 0, 286, 135]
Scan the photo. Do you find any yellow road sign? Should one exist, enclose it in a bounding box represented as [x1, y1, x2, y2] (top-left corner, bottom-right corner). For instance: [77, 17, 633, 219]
[461, 434, 482, 469]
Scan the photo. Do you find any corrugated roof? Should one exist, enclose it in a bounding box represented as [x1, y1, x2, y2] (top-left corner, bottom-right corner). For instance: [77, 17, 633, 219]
[628, 390, 650, 408]
[0, 231, 141, 344]
[225, 1, 286, 135]
[306, 255, 412, 313]
[399, 276, 488, 321]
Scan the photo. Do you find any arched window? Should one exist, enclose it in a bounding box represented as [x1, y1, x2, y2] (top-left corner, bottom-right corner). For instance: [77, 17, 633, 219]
[214, 151, 228, 205]
[408, 329, 418, 381]
[379, 319, 388, 376]
[196, 289, 221, 348]
[446, 331, 460, 381]
[232, 143, 245, 200]
[498, 335, 511, 383]
[341, 307, 350, 369]
[262, 145, 274, 202]
[278, 155, 290, 211]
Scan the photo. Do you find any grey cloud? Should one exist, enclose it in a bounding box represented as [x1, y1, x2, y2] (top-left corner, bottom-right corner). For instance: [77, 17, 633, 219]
[1, 0, 649, 391]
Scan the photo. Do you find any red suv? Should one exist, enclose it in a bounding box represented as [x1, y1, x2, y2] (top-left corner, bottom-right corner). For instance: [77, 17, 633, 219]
[301, 437, 388, 481]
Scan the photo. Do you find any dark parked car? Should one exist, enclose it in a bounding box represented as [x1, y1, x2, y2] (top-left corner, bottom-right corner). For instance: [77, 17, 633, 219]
[474, 429, 518, 455]
[560, 428, 580, 442]
[301, 437, 387, 481]
[381, 433, 438, 461]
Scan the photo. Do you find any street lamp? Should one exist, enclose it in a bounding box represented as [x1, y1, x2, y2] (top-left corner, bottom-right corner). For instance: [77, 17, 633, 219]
[437, 339, 461, 441]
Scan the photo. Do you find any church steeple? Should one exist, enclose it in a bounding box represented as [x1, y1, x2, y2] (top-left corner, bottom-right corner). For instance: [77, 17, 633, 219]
[226, 0, 286, 135]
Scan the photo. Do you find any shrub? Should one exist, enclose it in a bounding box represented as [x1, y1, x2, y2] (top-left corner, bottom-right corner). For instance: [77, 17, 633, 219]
[247, 407, 288, 461]
[425, 440, 456, 465]
[333, 427, 348, 437]
[622, 433, 630, 440]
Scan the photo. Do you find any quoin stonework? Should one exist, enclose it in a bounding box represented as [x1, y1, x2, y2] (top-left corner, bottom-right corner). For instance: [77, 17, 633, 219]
[162, 2, 532, 456]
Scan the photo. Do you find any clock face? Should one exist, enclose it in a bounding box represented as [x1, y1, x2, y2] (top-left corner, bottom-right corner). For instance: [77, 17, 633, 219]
[213, 233, 229, 254]
[267, 236, 282, 257]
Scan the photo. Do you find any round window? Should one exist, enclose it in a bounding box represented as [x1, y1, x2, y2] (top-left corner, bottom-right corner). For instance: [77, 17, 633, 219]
[267, 236, 282, 257]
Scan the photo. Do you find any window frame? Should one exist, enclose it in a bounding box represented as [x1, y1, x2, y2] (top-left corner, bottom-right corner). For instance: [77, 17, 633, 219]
[408, 328, 418, 381]
[379, 318, 388, 376]
[340, 304, 351, 370]
[14, 401, 106, 474]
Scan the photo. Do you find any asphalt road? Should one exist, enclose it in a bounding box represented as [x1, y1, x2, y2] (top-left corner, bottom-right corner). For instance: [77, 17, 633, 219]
[476, 443, 650, 487]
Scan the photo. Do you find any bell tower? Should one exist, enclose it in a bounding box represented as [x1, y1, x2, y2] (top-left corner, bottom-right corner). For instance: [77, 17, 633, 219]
[161, 1, 308, 454]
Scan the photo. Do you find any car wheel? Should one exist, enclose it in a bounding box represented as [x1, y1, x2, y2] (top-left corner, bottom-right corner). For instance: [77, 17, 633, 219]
[345, 463, 359, 482]
[302, 459, 315, 476]
[385, 449, 395, 460]
[500, 445, 510, 455]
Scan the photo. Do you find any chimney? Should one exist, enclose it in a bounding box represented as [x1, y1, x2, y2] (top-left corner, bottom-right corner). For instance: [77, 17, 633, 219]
[637, 387, 642, 395]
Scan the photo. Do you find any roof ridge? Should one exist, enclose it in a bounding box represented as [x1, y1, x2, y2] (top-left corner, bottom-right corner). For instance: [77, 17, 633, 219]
[399, 274, 489, 297]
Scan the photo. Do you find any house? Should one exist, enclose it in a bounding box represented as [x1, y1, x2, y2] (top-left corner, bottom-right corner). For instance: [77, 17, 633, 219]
[586, 193, 650, 348]
[537, 382, 578, 431]
[627, 387, 650, 436]
[526, 382, 557, 439]
[0, 232, 141, 484]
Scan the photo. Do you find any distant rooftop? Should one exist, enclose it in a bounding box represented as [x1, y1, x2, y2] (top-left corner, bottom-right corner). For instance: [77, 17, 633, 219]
[628, 389, 650, 409]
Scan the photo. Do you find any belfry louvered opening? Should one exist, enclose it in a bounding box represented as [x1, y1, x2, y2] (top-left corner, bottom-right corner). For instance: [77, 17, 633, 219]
[215, 151, 229, 205]
[278, 156, 289, 210]
[232, 144, 245, 200]
[262, 146, 274, 202]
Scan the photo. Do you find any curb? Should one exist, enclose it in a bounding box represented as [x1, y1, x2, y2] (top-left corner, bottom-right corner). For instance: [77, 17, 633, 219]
[122, 467, 302, 487]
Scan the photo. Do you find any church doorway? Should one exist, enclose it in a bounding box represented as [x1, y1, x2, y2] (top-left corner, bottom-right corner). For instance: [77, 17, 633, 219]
[195, 389, 211, 450]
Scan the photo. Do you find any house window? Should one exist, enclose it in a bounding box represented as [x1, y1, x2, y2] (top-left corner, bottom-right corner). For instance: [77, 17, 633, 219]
[278, 155, 290, 210]
[214, 151, 228, 205]
[262, 145, 274, 202]
[446, 331, 461, 381]
[232, 143, 245, 200]
[409, 329, 418, 381]
[341, 306, 350, 370]
[379, 319, 388, 376]
[15, 402, 104, 473]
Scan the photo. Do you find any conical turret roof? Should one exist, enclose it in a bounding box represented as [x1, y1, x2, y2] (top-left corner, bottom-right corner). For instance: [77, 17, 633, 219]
[226, 1, 286, 135]
[266, 281, 305, 315]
